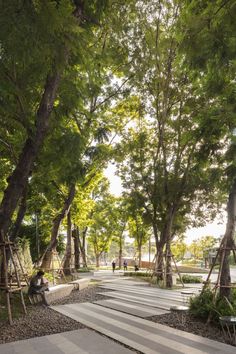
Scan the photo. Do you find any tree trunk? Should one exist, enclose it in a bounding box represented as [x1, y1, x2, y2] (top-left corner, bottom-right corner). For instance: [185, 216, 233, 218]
[10, 185, 28, 242]
[165, 241, 173, 288]
[138, 242, 142, 268]
[73, 227, 80, 270]
[118, 234, 123, 268]
[0, 73, 61, 239]
[162, 206, 176, 288]
[95, 254, 100, 268]
[40, 184, 76, 270]
[62, 212, 72, 275]
[78, 227, 87, 268]
[219, 179, 236, 299]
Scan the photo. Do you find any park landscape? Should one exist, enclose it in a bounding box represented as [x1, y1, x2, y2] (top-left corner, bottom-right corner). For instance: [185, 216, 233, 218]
[0, 1, 236, 353]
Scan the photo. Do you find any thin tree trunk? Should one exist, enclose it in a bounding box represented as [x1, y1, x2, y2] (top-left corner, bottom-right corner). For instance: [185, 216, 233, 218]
[78, 227, 87, 268]
[118, 235, 122, 269]
[165, 241, 173, 288]
[62, 211, 72, 275]
[138, 242, 142, 268]
[40, 184, 76, 270]
[73, 227, 80, 270]
[219, 179, 236, 298]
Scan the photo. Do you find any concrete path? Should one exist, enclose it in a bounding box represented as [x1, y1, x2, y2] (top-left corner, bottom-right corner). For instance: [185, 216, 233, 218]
[52, 302, 235, 354]
[0, 328, 134, 354]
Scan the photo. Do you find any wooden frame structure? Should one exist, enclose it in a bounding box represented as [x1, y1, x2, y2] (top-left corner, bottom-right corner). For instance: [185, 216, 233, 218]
[0, 231, 28, 325]
[202, 237, 236, 296]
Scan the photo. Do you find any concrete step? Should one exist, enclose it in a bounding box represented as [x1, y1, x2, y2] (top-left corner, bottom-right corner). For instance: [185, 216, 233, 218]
[52, 303, 235, 354]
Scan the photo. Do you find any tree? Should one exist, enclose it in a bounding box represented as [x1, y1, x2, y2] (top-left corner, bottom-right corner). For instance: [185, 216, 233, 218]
[181, 0, 236, 298]
[115, 0, 229, 288]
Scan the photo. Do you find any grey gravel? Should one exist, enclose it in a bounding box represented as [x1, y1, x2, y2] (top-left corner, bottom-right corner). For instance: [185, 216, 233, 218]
[0, 285, 109, 345]
[147, 312, 233, 346]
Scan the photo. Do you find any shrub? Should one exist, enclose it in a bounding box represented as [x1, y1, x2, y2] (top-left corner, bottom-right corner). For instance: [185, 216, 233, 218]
[189, 288, 236, 324]
[124, 271, 151, 277]
[181, 274, 202, 283]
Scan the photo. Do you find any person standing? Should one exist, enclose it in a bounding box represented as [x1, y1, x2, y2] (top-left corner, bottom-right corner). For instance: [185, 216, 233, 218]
[112, 260, 116, 272]
[123, 259, 128, 271]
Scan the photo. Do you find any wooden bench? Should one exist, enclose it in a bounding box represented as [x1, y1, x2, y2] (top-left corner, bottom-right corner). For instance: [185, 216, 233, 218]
[69, 278, 90, 290]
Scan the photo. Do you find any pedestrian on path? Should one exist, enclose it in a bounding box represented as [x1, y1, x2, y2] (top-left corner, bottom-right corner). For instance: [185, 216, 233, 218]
[123, 260, 128, 271]
[112, 260, 116, 272]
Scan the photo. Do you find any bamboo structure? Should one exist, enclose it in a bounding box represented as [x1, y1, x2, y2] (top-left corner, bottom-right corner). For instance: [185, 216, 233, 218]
[202, 237, 236, 297]
[0, 231, 28, 325]
[150, 248, 184, 287]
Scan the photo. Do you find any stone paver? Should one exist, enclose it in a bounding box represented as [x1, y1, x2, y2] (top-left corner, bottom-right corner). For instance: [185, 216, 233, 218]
[98, 290, 180, 310]
[52, 302, 235, 354]
[0, 328, 134, 354]
[99, 283, 187, 302]
[95, 298, 169, 317]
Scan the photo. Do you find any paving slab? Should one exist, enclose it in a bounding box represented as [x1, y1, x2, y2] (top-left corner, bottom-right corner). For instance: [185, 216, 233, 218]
[98, 290, 180, 310]
[99, 284, 187, 302]
[52, 302, 235, 354]
[0, 328, 134, 354]
[95, 298, 169, 317]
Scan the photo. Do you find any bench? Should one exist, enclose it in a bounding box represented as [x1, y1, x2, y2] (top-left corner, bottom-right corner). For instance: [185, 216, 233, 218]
[29, 284, 74, 305]
[69, 278, 90, 290]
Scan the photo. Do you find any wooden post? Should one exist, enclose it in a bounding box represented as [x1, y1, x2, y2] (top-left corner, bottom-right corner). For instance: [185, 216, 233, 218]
[1, 231, 13, 325]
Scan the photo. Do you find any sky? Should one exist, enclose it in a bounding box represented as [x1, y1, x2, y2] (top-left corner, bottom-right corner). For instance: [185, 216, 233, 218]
[104, 164, 227, 244]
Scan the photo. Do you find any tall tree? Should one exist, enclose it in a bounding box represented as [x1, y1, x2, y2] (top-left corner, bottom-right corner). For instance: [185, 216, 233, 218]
[0, 1, 109, 239]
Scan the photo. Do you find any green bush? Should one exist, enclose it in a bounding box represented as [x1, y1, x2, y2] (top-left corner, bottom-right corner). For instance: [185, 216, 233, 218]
[124, 271, 151, 277]
[189, 288, 236, 324]
[180, 274, 202, 283]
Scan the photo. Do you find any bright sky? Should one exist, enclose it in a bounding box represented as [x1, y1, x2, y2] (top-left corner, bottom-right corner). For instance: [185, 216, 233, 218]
[104, 164, 227, 244]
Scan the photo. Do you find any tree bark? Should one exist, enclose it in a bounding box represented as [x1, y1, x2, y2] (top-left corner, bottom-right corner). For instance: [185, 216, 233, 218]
[219, 179, 236, 299]
[165, 241, 173, 288]
[40, 184, 76, 270]
[95, 254, 100, 268]
[9, 185, 28, 242]
[0, 73, 60, 237]
[78, 227, 87, 268]
[73, 227, 80, 270]
[118, 235, 123, 269]
[62, 211, 72, 275]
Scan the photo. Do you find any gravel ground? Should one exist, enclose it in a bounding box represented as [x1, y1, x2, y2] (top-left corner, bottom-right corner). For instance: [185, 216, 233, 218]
[0, 285, 109, 345]
[0, 283, 233, 350]
[147, 312, 226, 344]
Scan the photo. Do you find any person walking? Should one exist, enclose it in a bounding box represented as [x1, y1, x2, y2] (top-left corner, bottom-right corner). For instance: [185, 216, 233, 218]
[112, 260, 116, 273]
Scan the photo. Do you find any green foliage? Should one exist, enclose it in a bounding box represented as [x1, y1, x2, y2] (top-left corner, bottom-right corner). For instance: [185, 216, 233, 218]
[189, 288, 236, 324]
[181, 274, 202, 284]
